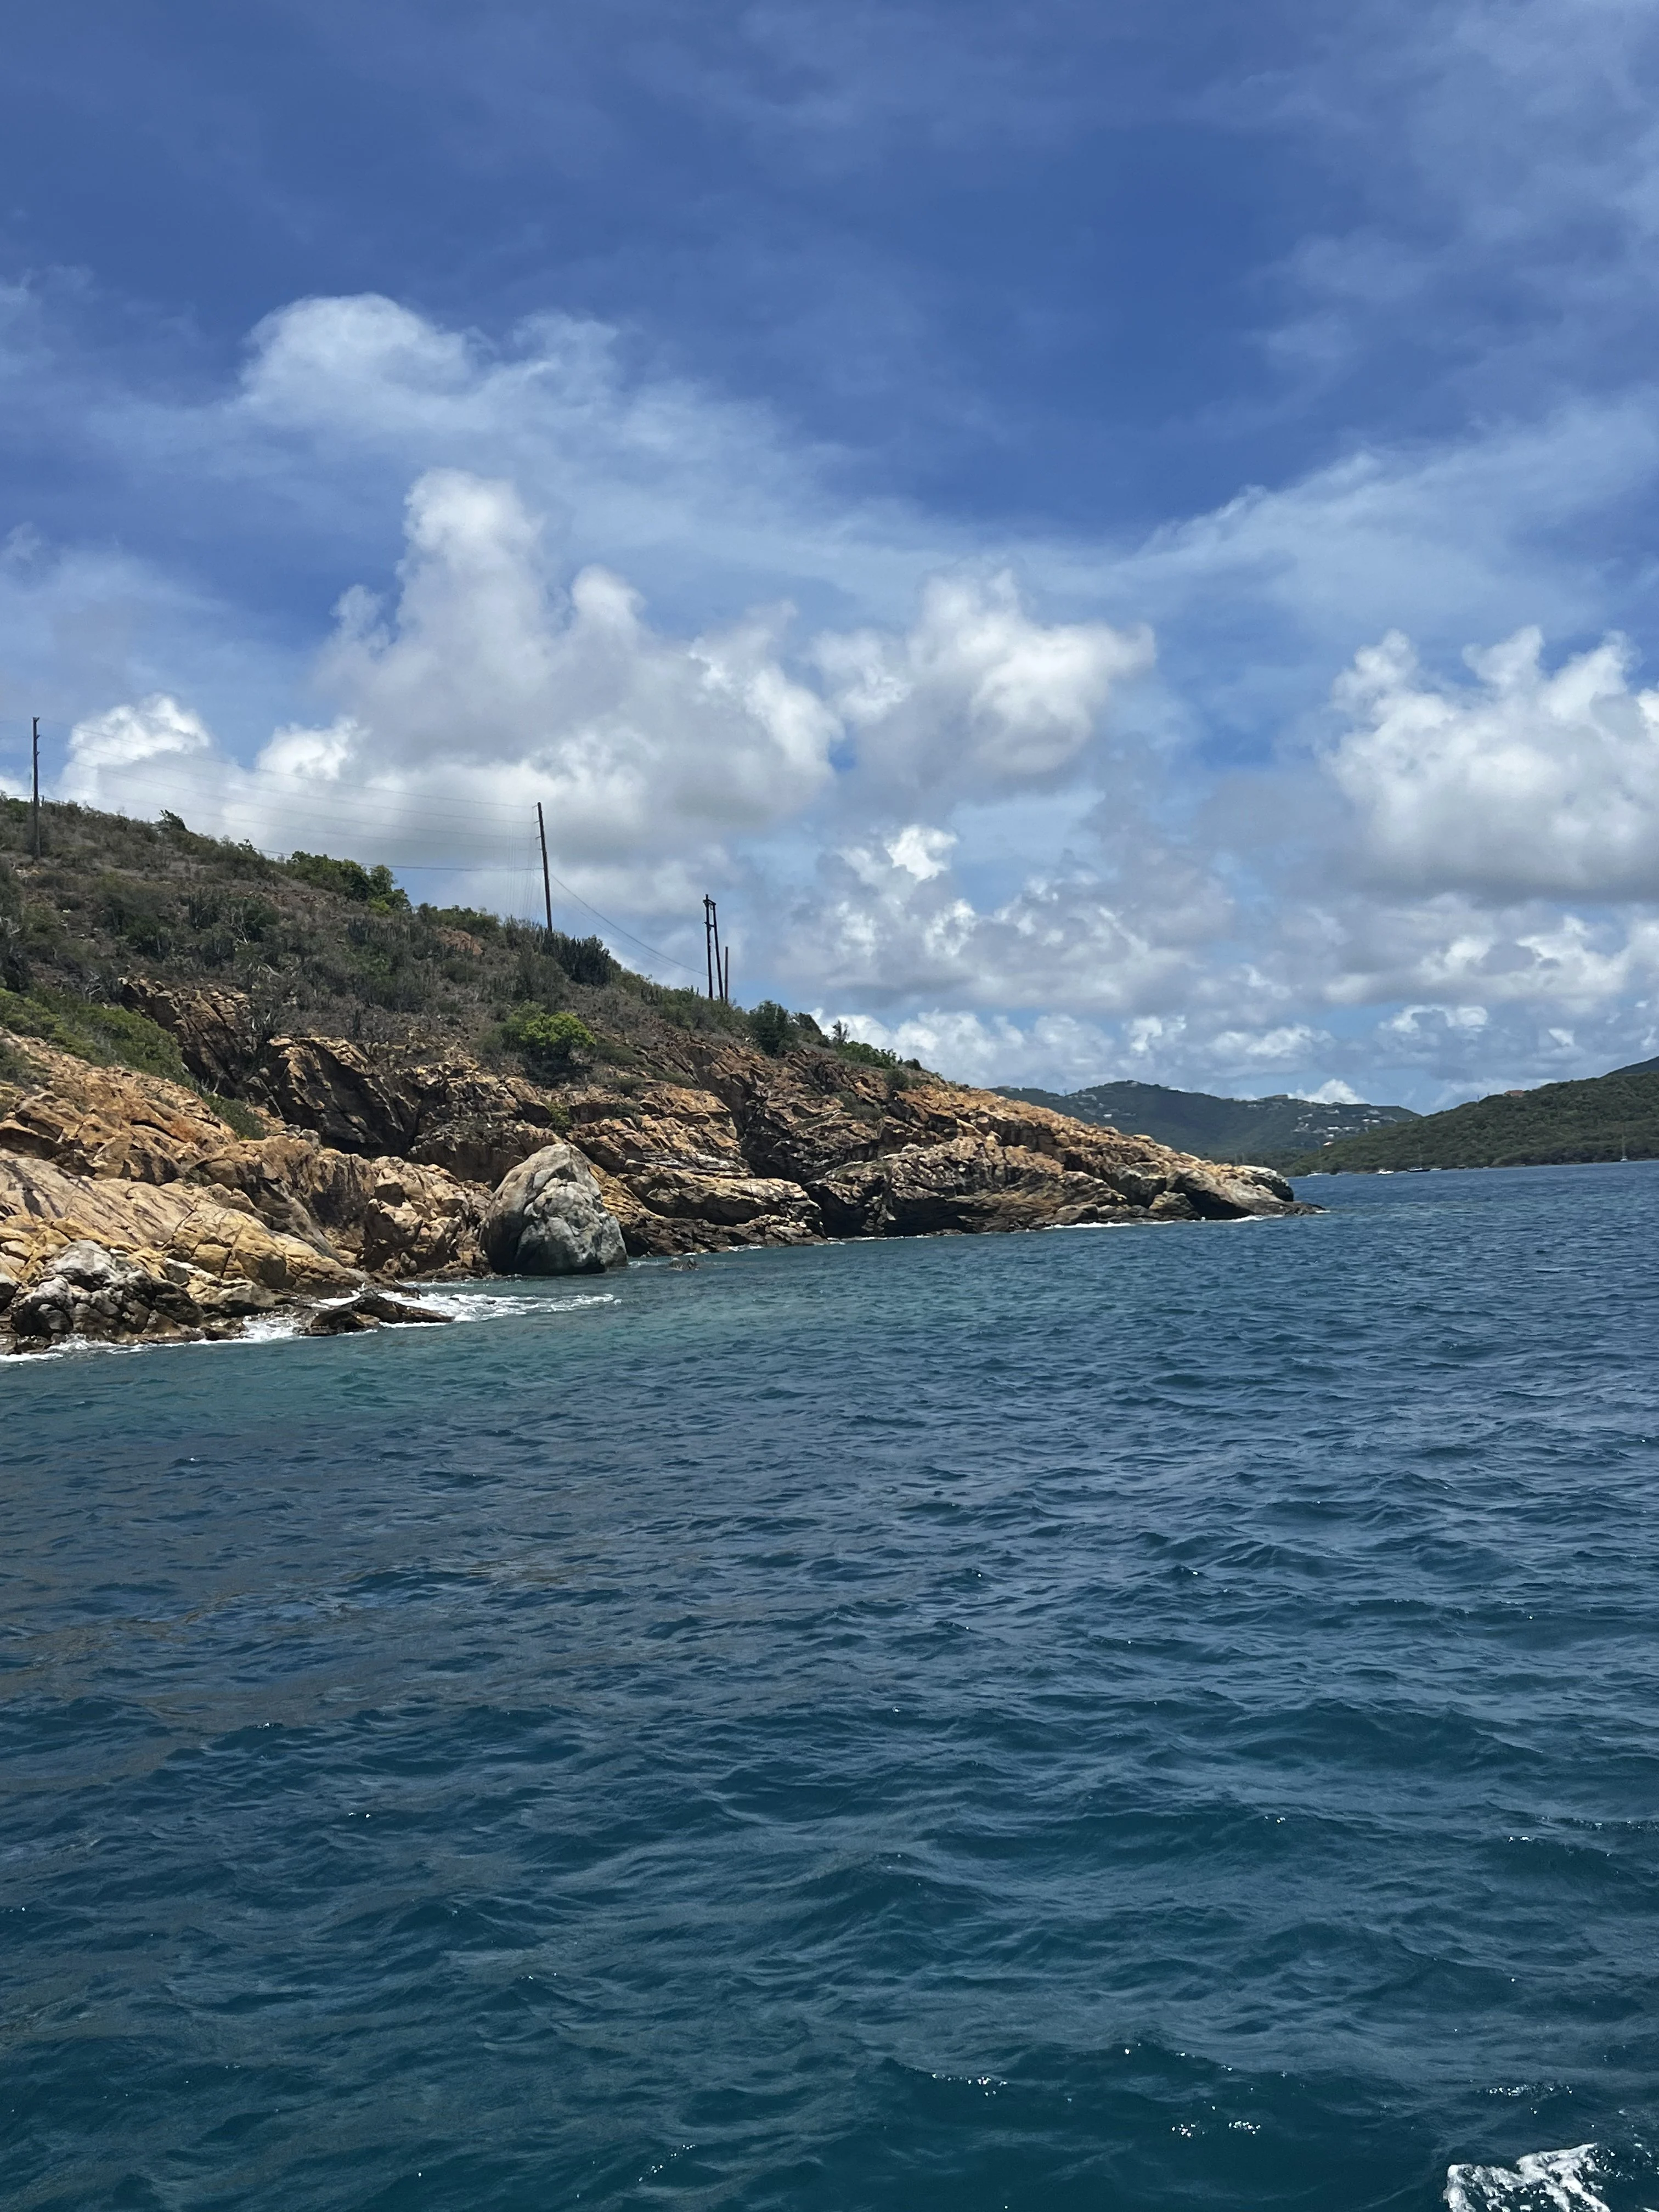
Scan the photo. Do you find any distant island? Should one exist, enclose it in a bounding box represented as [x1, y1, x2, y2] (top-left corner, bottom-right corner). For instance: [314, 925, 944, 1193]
[1003, 1064, 1659, 1178]
[1277, 1059, 1659, 1173]
[996, 1080, 1417, 1172]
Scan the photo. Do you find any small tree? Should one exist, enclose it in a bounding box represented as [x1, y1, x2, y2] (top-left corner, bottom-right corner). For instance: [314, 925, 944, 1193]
[500, 1005, 595, 1078]
[747, 1000, 794, 1056]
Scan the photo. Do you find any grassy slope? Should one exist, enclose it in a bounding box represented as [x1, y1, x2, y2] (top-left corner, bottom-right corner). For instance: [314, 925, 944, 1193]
[1282, 1065, 1659, 1173]
[0, 796, 911, 1091]
[997, 1080, 1417, 1169]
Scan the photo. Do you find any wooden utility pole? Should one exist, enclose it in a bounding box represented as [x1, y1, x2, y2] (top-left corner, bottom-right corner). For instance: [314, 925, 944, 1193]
[710, 899, 725, 1006]
[703, 894, 718, 1000]
[536, 802, 554, 938]
[30, 718, 40, 861]
[722, 944, 731, 1005]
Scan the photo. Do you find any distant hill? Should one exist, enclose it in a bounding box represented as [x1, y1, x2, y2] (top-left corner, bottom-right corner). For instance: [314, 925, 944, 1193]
[995, 1080, 1418, 1168]
[1282, 1059, 1659, 1175]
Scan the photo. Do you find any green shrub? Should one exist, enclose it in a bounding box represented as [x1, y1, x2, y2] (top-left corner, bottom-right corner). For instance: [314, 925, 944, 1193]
[417, 903, 503, 941]
[500, 1005, 596, 1077]
[199, 1091, 267, 1139]
[832, 1034, 900, 1070]
[0, 986, 188, 1081]
[284, 851, 411, 911]
[99, 875, 174, 956]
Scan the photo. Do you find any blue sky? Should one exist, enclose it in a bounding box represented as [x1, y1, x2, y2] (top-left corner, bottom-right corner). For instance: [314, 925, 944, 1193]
[5, 0, 1659, 1105]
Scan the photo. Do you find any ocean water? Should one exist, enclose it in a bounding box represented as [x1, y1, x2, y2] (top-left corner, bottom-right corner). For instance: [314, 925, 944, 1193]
[5, 1165, 1659, 2212]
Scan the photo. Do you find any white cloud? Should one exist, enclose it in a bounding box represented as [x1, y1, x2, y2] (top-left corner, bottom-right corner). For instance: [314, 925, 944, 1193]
[55, 469, 1147, 934]
[885, 824, 956, 879]
[1325, 625, 1659, 899]
[19, 275, 1659, 1105]
[64, 693, 213, 780]
[815, 571, 1153, 797]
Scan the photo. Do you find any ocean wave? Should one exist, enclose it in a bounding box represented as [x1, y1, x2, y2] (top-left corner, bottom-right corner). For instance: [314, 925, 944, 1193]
[1446, 2145, 1612, 2211]
[409, 1285, 623, 1323]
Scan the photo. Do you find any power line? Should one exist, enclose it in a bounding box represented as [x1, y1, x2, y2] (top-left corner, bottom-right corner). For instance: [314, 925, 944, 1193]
[541, 861, 701, 974]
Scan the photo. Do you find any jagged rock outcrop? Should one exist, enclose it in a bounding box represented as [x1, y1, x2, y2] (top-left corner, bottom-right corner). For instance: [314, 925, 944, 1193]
[303, 1288, 453, 1335]
[565, 1084, 824, 1253]
[482, 1143, 628, 1276]
[0, 983, 1310, 1346]
[0, 1039, 486, 1291]
[121, 983, 1304, 1255]
[8, 1237, 276, 1347]
[120, 978, 263, 1093]
[126, 992, 566, 1178]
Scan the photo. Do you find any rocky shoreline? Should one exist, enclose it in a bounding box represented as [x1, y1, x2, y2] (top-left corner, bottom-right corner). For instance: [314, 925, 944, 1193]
[0, 981, 1312, 1353]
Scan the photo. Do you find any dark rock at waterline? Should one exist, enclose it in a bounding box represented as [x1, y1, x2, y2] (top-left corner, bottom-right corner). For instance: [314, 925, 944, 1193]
[303, 1289, 453, 1335]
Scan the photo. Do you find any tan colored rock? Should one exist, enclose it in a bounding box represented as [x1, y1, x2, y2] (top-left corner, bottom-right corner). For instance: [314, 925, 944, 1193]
[357, 1160, 484, 1277]
[0, 1154, 357, 1295]
[0, 1039, 231, 1182]
[567, 1084, 751, 1177]
[562, 1084, 822, 1252]
[0, 984, 1308, 1334]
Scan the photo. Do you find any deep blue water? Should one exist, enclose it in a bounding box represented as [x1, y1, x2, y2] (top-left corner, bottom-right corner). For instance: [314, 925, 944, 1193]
[5, 1166, 1659, 2212]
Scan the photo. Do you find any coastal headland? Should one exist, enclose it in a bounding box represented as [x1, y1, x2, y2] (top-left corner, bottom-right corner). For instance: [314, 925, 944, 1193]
[0, 801, 1306, 1351]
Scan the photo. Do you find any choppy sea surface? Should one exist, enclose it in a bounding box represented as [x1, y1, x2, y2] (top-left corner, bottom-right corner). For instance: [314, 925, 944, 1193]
[5, 1165, 1659, 2212]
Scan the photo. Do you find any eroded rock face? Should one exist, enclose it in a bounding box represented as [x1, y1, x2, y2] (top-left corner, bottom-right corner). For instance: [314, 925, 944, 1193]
[255, 1036, 419, 1155]
[117, 983, 1306, 1252]
[0, 1040, 486, 1284]
[483, 1143, 628, 1276]
[120, 978, 262, 1093]
[9, 1237, 275, 1347]
[0, 1151, 357, 1296]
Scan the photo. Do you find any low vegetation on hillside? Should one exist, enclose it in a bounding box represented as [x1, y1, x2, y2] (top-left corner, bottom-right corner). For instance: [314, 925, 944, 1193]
[0, 796, 925, 1092]
[1283, 1064, 1659, 1173]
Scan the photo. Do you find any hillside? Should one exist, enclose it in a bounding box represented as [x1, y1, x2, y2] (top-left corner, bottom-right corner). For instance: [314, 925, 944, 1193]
[1283, 1062, 1659, 1173]
[997, 1079, 1417, 1169]
[0, 794, 772, 1071]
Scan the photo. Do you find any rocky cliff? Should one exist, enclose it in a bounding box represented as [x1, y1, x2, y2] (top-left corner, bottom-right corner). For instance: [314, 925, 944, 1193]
[0, 981, 1307, 1350]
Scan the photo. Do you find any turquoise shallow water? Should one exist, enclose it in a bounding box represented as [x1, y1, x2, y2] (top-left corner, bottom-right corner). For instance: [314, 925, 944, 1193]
[5, 1166, 1659, 2211]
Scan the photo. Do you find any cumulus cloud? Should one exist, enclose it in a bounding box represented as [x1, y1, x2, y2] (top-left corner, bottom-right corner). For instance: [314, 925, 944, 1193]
[815, 571, 1152, 797]
[19, 275, 1659, 1105]
[63, 693, 214, 781]
[1326, 625, 1659, 899]
[58, 468, 1148, 932]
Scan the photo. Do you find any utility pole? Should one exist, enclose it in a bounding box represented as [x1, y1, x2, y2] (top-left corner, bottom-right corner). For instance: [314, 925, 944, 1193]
[30, 718, 40, 861]
[703, 894, 718, 1001]
[710, 899, 725, 1006]
[723, 944, 731, 1005]
[536, 802, 554, 939]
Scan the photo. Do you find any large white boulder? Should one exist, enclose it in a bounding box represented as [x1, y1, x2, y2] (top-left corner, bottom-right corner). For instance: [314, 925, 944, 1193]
[483, 1143, 627, 1276]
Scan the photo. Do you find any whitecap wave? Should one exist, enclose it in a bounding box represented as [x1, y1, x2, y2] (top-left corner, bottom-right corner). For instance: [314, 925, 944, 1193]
[409, 1286, 622, 1324]
[1446, 2144, 1613, 2212]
